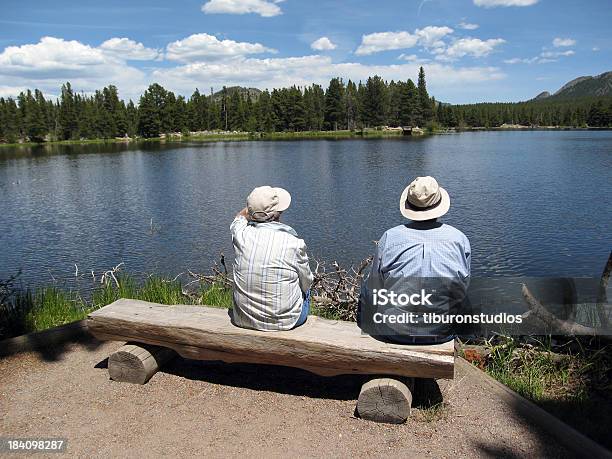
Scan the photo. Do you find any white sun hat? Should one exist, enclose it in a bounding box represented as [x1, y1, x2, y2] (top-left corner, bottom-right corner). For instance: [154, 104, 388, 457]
[399, 176, 450, 221]
[246, 186, 292, 222]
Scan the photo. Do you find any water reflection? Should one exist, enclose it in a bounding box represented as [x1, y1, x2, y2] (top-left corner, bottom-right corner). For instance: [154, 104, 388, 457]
[0, 131, 610, 289]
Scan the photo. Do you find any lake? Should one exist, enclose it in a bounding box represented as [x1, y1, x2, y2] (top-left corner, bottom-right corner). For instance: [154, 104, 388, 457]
[0, 131, 611, 290]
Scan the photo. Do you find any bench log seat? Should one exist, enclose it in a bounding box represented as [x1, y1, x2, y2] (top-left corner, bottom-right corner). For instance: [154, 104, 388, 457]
[88, 299, 455, 423]
[88, 299, 455, 379]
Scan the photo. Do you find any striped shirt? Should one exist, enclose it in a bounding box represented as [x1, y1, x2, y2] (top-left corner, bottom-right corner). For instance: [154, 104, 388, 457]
[230, 216, 314, 331]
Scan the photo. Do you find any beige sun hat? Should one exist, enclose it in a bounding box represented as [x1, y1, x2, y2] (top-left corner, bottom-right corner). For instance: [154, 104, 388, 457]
[247, 186, 291, 222]
[399, 176, 450, 221]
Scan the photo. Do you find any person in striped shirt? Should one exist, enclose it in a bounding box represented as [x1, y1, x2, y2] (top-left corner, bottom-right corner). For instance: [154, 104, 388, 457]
[230, 186, 314, 331]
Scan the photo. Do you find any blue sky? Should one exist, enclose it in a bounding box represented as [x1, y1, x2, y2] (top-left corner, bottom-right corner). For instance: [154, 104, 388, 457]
[0, 0, 610, 103]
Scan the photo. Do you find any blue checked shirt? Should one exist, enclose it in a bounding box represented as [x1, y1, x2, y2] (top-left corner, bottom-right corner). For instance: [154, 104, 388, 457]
[359, 221, 471, 341]
[230, 216, 314, 331]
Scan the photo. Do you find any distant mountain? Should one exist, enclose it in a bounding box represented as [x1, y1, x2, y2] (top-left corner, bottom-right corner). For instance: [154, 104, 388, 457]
[533, 71, 612, 101]
[211, 86, 262, 102]
[533, 91, 551, 100]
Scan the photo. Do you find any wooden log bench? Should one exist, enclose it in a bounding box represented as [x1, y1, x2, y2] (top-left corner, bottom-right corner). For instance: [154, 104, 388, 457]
[87, 299, 455, 424]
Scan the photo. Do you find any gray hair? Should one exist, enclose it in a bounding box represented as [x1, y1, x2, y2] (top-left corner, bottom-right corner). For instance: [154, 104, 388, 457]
[250, 210, 281, 223]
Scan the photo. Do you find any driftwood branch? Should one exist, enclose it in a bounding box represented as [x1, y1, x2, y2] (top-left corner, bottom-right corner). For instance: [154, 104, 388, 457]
[100, 263, 125, 288]
[521, 284, 606, 336]
[310, 256, 373, 321]
[189, 254, 373, 321]
[521, 252, 611, 336]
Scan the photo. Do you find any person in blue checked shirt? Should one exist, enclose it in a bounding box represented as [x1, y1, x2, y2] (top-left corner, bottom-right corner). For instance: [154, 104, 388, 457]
[358, 176, 471, 344]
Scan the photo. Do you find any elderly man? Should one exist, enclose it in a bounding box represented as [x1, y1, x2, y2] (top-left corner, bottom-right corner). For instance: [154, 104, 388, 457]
[230, 186, 314, 331]
[359, 176, 471, 344]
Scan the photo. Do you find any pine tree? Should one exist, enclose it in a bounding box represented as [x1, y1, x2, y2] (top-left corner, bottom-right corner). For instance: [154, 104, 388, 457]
[386, 80, 401, 127]
[286, 86, 306, 131]
[228, 91, 244, 131]
[125, 100, 138, 137]
[2, 98, 20, 142]
[345, 80, 359, 130]
[587, 100, 611, 127]
[416, 67, 431, 127]
[324, 78, 345, 130]
[162, 91, 176, 133]
[256, 90, 274, 132]
[59, 82, 78, 140]
[26, 90, 47, 142]
[174, 95, 188, 133]
[399, 79, 418, 126]
[137, 87, 161, 138]
[363, 76, 387, 127]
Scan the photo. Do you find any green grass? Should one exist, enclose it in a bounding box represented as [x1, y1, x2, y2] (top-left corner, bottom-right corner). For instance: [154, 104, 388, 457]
[24, 288, 92, 333]
[200, 282, 234, 308]
[485, 337, 567, 402]
[480, 336, 612, 449]
[414, 402, 449, 423]
[0, 274, 234, 340]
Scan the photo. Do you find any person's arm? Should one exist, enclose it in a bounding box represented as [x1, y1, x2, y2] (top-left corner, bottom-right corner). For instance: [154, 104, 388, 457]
[461, 236, 471, 289]
[368, 233, 386, 290]
[230, 208, 250, 245]
[358, 233, 386, 329]
[296, 240, 314, 293]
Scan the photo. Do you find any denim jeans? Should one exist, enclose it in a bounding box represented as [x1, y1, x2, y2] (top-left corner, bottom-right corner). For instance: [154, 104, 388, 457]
[292, 289, 311, 329]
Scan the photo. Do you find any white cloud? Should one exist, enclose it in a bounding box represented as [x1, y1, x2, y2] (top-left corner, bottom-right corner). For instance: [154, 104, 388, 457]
[310, 37, 337, 51]
[398, 53, 430, 64]
[0, 36, 109, 76]
[355, 26, 453, 55]
[504, 57, 534, 64]
[474, 0, 538, 6]
[540, 50, 574, 58]
[416, 26, 454, 49]
[100, 38, 160, 60]
[356, 32, 418, 56]
[165, 33, 276, 62]
[201, 0, 283, 17]
[552, 37, 576, 47]
[458, 22, 479, 30]
[0, 36, 148, 100]
[0, 84, 29, 98]
[153, 54, 505, 98]
[436, 37, 505, 61]
[0, 36, 507, 104]
[504, 49, 575, 65]
[592, 46, 600, 52]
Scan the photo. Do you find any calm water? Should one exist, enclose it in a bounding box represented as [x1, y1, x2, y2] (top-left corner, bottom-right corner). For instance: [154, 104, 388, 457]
[0, 131, 611, 289]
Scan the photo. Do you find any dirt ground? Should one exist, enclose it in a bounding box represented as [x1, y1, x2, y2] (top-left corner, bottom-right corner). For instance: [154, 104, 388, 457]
[1, 338, 573, 458]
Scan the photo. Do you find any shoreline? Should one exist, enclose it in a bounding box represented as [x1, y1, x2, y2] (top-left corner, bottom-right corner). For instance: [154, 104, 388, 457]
[0, 129, 404, 149]
[1, 126, 610, 149]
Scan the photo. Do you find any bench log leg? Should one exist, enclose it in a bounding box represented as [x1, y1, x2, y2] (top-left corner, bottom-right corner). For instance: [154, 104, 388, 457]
[108, 343, 175, 384]
[356, 377, 413, 424]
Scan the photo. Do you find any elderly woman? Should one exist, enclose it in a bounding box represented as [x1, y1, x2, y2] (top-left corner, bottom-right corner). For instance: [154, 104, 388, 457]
[230, 186, 314, 331]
